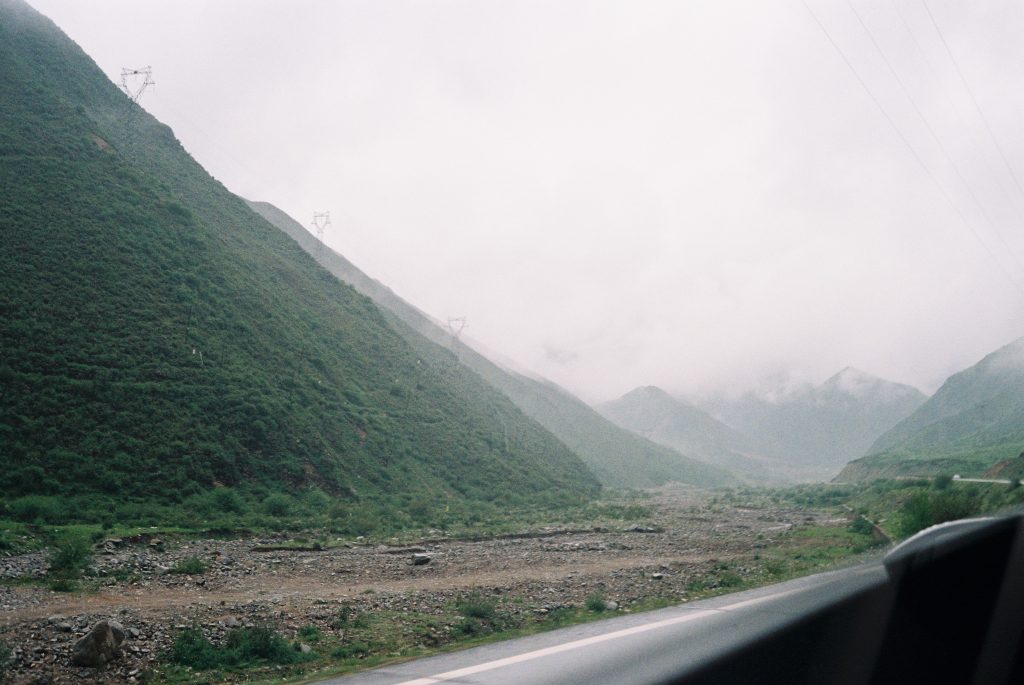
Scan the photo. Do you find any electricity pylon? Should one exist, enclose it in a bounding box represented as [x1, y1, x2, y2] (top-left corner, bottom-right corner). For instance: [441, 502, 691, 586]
[312, 211, 331, 254]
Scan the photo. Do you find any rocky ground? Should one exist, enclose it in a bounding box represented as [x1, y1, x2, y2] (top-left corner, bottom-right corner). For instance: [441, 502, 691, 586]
[0, 487, 850, 684]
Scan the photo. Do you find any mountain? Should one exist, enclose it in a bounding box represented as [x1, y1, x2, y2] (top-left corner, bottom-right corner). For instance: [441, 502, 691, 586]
[248, 201, 733, 489]
[702, 368, 926, 479]
[0, 0, 600, 511]
[596, 386, 789, 483]
[839, 338, 1024, 480]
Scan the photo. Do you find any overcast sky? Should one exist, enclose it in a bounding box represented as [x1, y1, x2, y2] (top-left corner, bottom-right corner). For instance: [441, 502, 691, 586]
[30, 0, 1024, 402]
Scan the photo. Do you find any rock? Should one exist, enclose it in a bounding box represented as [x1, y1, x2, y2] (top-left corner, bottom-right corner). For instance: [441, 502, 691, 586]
[224, 616, 239, 628]
[651, 573, 664, 580]
[411, 553, 432, 566]
[603, 600, 619, 611]
[299, 643, 312, 654]
[56, 623, 73, 633]
[70, 619, 126, 667]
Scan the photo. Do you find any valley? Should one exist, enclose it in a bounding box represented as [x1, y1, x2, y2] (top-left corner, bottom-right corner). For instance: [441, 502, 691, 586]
[0, 486, 885, 684]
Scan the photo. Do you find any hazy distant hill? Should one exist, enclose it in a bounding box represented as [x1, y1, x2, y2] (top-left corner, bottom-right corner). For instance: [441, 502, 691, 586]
[248, 201, 733, 489]
[0, 0, 600, 509]
[703, 368, 926, 479]
[840, 338, 1024, 480]
[596, 386, 789, 483]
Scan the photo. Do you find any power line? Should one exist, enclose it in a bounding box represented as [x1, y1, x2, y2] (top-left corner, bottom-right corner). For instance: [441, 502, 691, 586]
[888, 0, 1024, 223]
[801, 0, 1024, 291]
[846, 0, 1024, 272]
[920, 0, 1024, 203]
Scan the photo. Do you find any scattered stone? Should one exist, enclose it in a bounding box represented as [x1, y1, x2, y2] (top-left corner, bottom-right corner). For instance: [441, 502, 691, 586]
[70, 619, 126, 667]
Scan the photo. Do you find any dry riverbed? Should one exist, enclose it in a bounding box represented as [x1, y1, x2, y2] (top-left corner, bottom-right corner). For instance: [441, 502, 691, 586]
[0, 487, 870, 684]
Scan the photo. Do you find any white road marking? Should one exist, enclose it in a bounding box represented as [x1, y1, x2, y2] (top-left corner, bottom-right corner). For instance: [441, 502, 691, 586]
[393, 585, 808, 685]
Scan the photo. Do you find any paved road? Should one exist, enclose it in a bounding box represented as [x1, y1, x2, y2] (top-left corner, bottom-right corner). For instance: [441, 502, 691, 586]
[318, 562, 888, 685]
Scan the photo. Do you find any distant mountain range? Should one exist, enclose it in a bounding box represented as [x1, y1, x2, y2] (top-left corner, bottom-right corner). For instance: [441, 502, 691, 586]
[840, 337, 1024, 480]
[249, 201, 733, 489]
[595, 386, 789, 483]
[693, 368, 927, 479]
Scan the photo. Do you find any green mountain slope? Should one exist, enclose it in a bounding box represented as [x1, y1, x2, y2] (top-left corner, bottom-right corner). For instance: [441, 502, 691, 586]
[840, 338, 1024, 480]
[596, 386, 789, 483]
[248, 201, 732, 489]
[703, 368, 926, 478]
[0, 0, 599, 508]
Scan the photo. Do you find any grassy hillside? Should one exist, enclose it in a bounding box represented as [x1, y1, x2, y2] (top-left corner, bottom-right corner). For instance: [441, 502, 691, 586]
[0, 0, 600, 518]
[839, 338, 1024, 481]
[248, 201, 733, 489]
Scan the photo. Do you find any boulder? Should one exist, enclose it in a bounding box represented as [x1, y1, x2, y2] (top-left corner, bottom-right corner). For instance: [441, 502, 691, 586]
[70, 620, 126, 667]
[411, 553, 432, 566]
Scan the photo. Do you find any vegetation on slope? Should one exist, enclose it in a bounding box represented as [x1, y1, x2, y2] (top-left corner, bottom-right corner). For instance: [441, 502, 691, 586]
[248, 200, 733, 489]
[840, 337, 1024, 481]
[0, 0, 599, 516]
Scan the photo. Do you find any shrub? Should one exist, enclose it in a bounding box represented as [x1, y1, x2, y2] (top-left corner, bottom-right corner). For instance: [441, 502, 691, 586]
[47, 531, 92, 579]
[848, 516, 875, 536]
[10, 495, 64, 523]
[210, 488, 247, 514]
[297, 625, 321, 642]
[226, 624, 298, 664]
[933, 474, 953, 491]
[585, 594, 607, 613]
[262, 493, 293, 517]
[169, 556, 208, 575]
[169, 623, 305, 670]
[896, 491, 982, 538]
[169, 627, 221, 670]
[457, 592, 496, 620]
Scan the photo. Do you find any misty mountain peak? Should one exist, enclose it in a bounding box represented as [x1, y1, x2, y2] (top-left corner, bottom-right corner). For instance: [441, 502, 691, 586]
[620, 385, 675, 403]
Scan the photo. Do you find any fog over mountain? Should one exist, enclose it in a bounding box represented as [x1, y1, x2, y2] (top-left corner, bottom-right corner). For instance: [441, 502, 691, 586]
[28, 0, 1024, 402]
[701, 368, 927, 478]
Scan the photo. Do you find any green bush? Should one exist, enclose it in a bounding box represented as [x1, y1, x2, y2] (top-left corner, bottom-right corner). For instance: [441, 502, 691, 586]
[226, 624, 298, 664]
[457, 592, 496, 620]
[210, 488, 247, 514]
[933, 474, 953, 491]
[169, 623, 305, 670]
[585, 594, 607, 613]
[262, 494, 293, 517]
[169, 556, 208, 575]
[297, 625, 321, 643]
[169, 627, 221, 670]
[10, 495, 65, 523]
[47, 531, 92, 579]
[848, 516, 875, 536]
[896, 491, 982, 538]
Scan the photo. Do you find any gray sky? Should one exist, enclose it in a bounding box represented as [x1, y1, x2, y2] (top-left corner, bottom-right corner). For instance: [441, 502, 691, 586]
[30, 0, 1024, 402]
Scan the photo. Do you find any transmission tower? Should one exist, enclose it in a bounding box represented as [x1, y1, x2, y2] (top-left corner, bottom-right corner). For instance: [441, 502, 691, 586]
[446, 317, 468, 364]
[120, 67, 155, 103]
[118, 67, 154, 162]
[312, 211, 331, 254]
